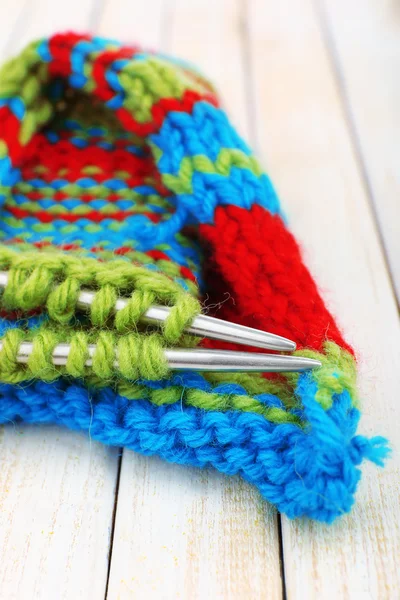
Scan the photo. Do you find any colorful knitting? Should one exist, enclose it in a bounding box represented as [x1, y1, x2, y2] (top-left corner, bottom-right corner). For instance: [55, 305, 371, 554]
[0, 33, 388, 523]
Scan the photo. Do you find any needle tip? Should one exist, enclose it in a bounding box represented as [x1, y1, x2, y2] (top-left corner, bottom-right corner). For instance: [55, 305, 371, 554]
[302, 358, 322, 370]
[281, 339, 296, 352]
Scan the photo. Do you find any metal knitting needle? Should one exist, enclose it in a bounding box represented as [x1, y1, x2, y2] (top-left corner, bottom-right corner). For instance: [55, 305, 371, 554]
[76, 289, 297, 352]
[0, 272, 296, 352]
[5, 341, 321, 373]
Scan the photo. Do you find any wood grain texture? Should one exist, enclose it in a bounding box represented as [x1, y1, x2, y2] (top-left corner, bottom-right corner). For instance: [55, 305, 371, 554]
[0, 425, 118, 600]
[247, 0, 400, 598]
[102, 1, 282, 599]
[106, 455, 279, 599]
[319, 0, 400, 304]
[0, 2, 121, 599]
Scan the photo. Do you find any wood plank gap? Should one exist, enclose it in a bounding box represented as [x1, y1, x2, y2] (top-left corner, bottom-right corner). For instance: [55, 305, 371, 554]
[91, 5, 127, 596]
[277, 516, 288, 600]
[104, 451, 123, 600]
[313, 0, 400, 312]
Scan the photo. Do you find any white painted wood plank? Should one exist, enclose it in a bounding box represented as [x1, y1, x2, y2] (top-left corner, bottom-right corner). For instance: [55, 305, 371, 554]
[96, 0, 165, 48]
[0, 425, 118, 600]
[0, 0, 27, 58]
[0, 2, 121, 599]
[247, 0, 400, 597]
[5, 0, 99, 55]
[167, 0, 250, 142]
[103, 1, 282, 598]
[319, 0, 400, 303]
[107, 455, 279, 599]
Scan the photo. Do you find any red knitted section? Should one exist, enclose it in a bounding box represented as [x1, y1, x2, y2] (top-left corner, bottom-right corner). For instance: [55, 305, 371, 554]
[48, 32, 92, 77]
[0, 107, 23, 163]
[20, 134, 167, 191]
[200, 204, 353, 355]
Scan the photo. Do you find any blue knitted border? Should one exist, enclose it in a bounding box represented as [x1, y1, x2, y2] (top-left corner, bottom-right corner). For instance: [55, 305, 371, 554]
[0, 373, 388, 523]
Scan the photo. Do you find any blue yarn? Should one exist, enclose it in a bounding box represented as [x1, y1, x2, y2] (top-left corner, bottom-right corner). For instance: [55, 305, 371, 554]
[150, 102, 252, 170]
[0, 97, 25, 119]
[106, 94, 124, 110]
[0, 372, 388, 523]
[71, 39, 111, 75]
[0, 313, 48, 335]
[149, 103, 281, 223]
[37, 40, 52, 62]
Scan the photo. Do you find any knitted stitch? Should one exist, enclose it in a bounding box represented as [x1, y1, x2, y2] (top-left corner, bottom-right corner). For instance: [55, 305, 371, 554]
[0, 32, 388, 523]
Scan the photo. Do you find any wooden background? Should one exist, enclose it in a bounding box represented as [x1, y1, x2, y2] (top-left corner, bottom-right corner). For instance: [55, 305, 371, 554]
[0, 0, 399, 598]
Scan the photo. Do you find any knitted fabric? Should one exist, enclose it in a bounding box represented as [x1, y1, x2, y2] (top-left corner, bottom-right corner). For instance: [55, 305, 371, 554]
[0, 33, 388, 523]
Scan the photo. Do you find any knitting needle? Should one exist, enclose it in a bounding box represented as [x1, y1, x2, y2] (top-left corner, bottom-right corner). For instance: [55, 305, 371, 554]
[4, 341, 321, 373]
[0, 272, 296, 352]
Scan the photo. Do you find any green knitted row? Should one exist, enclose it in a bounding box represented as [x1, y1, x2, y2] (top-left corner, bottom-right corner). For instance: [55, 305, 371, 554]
[0, 240, 199, 295]
[205, 342, 358, 411]
[4, 197, 169, 218]
[0, 322, 356, 425]
[0, 249, 357, 416]
[0, 247, 200, 343]
[0, 215, 141, 236]
[151, 147, 265, 196]
[12, 181, 170, 205]
[0, 327, 170, 383]
[119, 378, 301, 426]
[0, 327, 301, 426]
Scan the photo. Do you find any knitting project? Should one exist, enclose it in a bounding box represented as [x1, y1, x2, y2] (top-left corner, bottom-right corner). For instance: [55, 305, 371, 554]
[0, 33, 388, 523]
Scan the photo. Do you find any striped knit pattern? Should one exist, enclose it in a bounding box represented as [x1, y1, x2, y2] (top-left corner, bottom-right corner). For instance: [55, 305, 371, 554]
[0, 33, 388, 523]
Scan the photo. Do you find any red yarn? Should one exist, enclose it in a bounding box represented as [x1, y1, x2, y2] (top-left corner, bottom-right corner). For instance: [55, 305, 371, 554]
[0, 108, 23, 163]
[116, 90, 218, 138]
[200, 204, 353, 355]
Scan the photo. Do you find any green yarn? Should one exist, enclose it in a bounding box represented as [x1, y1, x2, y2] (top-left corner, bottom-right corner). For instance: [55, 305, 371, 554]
[0, 327, 169, 383]
[0, 249, 357, 422]
[0, 41, 212, 147]
[0, 247, 202, 386]
[46, 276, 81, 325]
[117, 379, 301, 426]
[0, 323, 302, 426]
[3, 264, 55, 311]
[0, 240, 199, 297]
[286, 342, 358, 410]
[0, 247, 201, 343]
[152, 150, 264, 197]
[205, 371, 298, 408]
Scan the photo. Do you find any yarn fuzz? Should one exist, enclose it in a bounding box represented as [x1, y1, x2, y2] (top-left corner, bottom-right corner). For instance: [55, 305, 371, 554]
[0, 32, 388, 523]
